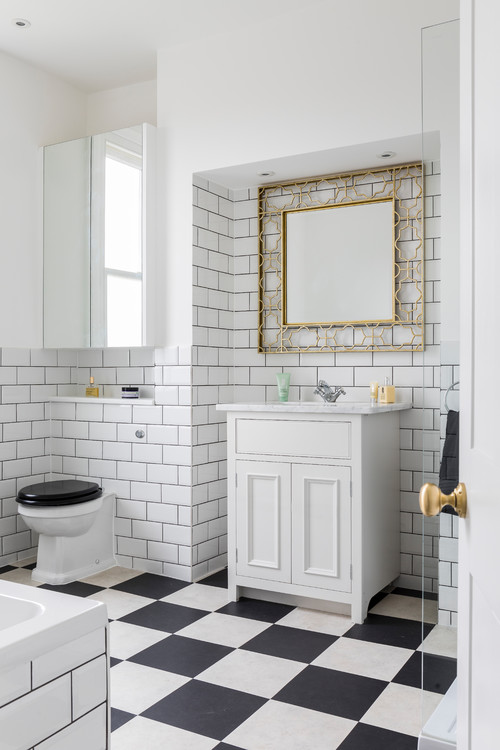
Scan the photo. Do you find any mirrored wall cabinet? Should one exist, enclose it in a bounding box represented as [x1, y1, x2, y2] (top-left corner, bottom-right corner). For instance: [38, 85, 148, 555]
[43, 123, 156, 348]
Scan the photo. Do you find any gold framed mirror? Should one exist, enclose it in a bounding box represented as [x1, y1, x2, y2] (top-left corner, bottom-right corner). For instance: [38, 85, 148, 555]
[258, 163, 423, 352]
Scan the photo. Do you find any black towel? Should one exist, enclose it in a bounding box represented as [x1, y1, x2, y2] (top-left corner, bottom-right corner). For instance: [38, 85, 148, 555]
[439, 409, 459, 515]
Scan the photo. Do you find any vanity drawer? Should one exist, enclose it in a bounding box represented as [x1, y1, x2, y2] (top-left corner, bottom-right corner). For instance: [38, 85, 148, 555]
[235, 418, 350, 459]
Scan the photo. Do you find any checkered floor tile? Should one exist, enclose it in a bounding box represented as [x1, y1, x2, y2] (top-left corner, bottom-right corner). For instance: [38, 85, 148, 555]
[0, 561, 457, 749]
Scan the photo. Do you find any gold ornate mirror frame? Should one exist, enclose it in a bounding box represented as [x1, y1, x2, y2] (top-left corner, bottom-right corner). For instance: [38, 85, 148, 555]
[258, 163, 423, 352]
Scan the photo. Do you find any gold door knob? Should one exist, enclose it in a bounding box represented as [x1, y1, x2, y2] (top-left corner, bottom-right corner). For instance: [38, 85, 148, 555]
[419, 482, 467, 518]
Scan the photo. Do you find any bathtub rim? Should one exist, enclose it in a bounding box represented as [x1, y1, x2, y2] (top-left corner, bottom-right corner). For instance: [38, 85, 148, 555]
[0, 580, 107, 671]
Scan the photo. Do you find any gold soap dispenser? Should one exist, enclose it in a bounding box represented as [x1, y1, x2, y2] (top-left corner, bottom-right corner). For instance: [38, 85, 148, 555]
[379, 376, 395, 404]
[86, 376, 99, 398]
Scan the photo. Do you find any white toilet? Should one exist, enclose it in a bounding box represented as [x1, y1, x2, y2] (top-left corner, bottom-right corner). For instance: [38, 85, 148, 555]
[16, 480, 116, 585]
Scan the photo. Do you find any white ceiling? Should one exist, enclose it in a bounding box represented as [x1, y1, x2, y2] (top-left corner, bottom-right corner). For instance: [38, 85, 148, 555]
[200, 133, 428, 190]
[0, 0, 327, 93]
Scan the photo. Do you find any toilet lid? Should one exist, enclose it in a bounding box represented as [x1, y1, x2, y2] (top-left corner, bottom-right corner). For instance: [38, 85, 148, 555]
[16, 480, 102, 506]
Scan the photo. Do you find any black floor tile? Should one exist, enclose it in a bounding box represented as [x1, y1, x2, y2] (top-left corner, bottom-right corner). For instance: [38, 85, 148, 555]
[393, 651, 457, 694]
[344, 613, 432, 650]
[242, 624, 337, 663]
[274, 665, 387, 721]
[142, 680, 266, 741]
[0, 566, 16, 575]
[111, 707, 135, 732]
[214, 744, 245, 750]
[367, 589, 390, 610]
[110, 657, 122, 668]
[21, 562, 37, 570]
[39, 581, 104, 597]
[112, 572, 190, 599]
[217, 597, 294, 623]
[337, 722, 418, 749]
[130, 634, 233, 678]
[200, 568, 228, 588]
[118, 600, 209, 633]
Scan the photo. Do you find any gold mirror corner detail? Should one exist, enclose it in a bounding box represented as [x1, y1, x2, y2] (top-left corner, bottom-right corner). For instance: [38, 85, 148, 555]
[257, 163, 424, 353]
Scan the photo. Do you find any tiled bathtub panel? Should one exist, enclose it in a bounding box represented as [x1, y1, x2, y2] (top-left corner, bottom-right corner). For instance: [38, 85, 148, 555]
[0, 675, 72, 750]
[0, 630, 109, 750]
[34, 703, 107, 750]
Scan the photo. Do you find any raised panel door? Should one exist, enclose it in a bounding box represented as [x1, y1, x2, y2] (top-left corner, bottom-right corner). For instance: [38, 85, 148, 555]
[291, 463, 351, 592]
[235, 460, 291, 583]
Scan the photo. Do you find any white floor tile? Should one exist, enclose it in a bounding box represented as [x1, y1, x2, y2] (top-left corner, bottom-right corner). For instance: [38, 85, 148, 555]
[109, 621, 168, 660]
[0, 567, 42, 586]
[360, 682, 442, 737]
[88, 589, 154, 619]
[176, 612, 270, 648]
[197, 649, 306, 698]
[225, 699, 356, 750]
[276, 607, 353, 636]
[369, 594, 438, 624]
[111, 716, 217, 750]
[312, 637, 413, 681]
[419, 624, 457, 659]
[110, 660, 189, 714]
[82, 566, 143, 588]
[161, 583, 230, 612]
[12, 556, 37, 567]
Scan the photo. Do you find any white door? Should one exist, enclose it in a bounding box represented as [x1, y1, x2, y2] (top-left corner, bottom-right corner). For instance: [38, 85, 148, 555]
[458, 1, 500, 746]
[235, 460, 291, 583]
[291, 464, 351, 592]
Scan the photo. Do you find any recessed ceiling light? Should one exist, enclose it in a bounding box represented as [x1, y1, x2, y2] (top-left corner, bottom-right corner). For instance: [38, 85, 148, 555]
[377, 151, 396, 159]
[257, 170, 275, 177]
[13, 18, 31, 28]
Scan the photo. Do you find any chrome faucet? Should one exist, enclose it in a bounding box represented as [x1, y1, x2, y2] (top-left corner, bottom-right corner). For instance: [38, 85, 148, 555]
[314, 380, 346, 403]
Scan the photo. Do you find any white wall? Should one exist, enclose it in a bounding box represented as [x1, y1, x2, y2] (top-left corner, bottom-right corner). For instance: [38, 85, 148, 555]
[0, 55, 157, 350]
[157, 0, 459, 345]
[86, 79, 157, 135]
[0, 52, 88, 348]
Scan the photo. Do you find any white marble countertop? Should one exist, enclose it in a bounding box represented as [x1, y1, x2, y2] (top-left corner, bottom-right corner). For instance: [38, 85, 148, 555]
[217, 401, 411, 415]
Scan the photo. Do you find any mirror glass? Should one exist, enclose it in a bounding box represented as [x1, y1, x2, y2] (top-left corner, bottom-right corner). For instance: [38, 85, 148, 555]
[284, 200, 394, 324]
[43, 124, 153, 348]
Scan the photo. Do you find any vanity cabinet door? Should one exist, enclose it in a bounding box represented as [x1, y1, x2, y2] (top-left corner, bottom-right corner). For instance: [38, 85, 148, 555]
[291, 464, 352, 592]
[235, 460, 291, 583]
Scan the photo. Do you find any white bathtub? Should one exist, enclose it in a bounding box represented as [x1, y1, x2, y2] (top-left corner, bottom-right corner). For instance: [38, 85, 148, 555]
[0, 593, 43, 632]
[418, 679, 457, 749]
[0, 580, 109, 750]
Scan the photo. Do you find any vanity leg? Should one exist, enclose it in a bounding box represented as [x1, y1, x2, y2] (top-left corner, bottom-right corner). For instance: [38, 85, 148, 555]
[351, 597, 369, 625]
[227, 571, 240, 602]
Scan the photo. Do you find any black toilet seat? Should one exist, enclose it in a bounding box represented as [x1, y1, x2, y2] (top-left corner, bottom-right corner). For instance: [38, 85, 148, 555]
[16, 480, 103, 507]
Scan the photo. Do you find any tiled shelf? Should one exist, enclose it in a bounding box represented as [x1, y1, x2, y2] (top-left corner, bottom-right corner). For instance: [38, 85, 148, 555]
[49, 396, 154, 405]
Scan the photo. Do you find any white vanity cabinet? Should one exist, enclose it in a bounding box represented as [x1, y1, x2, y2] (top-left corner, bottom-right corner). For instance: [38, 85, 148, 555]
[219, 403, 409, 624]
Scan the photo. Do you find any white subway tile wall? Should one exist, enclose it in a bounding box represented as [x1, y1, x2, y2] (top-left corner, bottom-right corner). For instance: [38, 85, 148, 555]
[191, 175, 233, 580]
[0, 347, 195, 582]
[0, 163, 444, 602]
